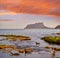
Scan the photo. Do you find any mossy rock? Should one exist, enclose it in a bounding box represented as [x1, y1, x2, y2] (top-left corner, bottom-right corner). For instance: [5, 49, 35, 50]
[41, 36, 60, 45]
[0, 35, 31, 41]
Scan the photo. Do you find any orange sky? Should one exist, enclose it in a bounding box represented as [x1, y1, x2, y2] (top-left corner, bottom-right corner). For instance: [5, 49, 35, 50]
[0, 0, 60, 16]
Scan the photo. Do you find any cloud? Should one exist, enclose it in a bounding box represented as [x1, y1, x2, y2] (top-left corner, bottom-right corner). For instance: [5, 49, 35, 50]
[0, 13, 60, 29]
[0, 19, 14, 21]
[48, 8, 60, 16]
[0, 0, 60, 16]
[0, 10, 16, 15]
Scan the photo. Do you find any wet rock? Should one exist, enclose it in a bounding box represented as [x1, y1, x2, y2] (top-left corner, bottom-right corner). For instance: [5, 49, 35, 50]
[25, 48, 33, 53]
[53, 48, 60, 51]
[6, 45, 15, 49]
[36, 42, 40, 45]
[10, 50, 20, 56]
[45, 46, 51, 49]
[16, 49, 24, 53]
[0, 44, 6, 49]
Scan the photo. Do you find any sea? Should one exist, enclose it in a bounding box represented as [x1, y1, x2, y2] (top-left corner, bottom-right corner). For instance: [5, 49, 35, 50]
[0, 29, 60, 58]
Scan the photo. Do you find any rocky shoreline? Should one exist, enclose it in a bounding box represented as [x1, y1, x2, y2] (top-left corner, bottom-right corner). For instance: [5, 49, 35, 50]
[0, 34, 60, 58]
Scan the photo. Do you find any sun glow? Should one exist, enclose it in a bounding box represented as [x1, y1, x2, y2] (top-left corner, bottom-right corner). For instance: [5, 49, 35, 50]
[0, 12, 16, 15]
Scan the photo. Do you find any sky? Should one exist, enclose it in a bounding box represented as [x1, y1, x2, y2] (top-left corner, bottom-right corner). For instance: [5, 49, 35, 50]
[0, 0, 60, 29]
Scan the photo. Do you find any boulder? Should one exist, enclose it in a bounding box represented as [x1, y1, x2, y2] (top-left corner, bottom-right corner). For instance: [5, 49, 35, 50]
[25, 48, 33, 53]
[10, 50, 20, 56]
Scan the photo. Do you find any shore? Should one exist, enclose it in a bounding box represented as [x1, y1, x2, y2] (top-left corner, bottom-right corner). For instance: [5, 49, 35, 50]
[0, 34, 60, 58]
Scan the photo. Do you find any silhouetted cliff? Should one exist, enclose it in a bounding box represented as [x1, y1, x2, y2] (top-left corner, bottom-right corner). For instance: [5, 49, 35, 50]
[25, 23, 52, 29]
[55, 25, 60, 29]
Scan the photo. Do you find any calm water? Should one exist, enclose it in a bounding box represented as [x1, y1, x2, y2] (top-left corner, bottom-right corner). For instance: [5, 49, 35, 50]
[0, 29, 60, 58]
[0, 29, 60, 47]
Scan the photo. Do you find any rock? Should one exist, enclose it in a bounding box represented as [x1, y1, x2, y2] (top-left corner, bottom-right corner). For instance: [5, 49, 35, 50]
[10, 50, 20, 56]
[41, 36, 60, 45]
[54, 48, 60, 51]
[25, 22, 52, 29]
[56, 33, 60, 35]
[36, 42, 40, 45]
[19, 38, 31, 41]
[0, 35, 31, 41]
[55, 25, 60, 29]
[6, 45, 15, 49]
[0, 44, 6, 49]
[45, 46, 51, 49]
[25, 48, 33, 53]
[16, 49, 24, 53]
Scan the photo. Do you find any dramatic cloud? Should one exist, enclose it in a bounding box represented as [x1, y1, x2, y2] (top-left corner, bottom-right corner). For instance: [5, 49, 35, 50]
[0, 0, 60, 16]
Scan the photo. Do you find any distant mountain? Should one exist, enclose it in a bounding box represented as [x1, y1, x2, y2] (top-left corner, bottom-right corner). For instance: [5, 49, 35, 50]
[25, 23, 52, 29]
[55, 25, 60, 29]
